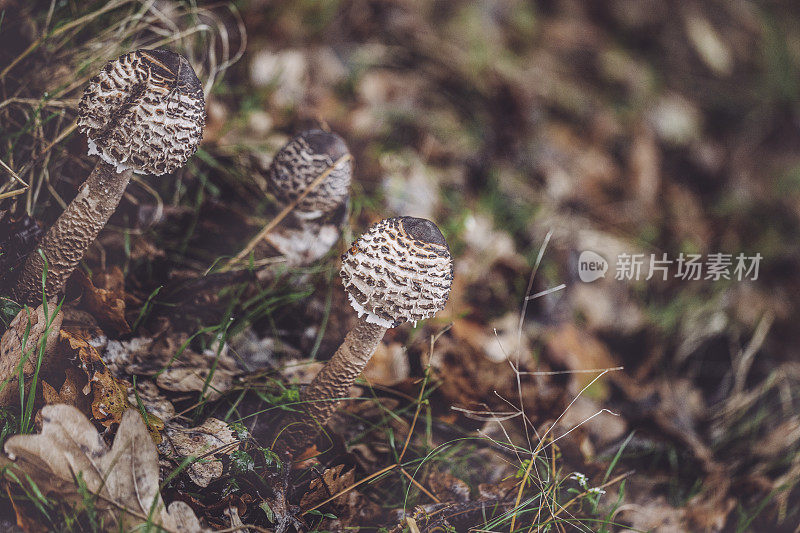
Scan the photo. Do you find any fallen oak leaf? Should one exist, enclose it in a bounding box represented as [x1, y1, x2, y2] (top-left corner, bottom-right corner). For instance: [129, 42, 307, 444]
[59, 329, 135, 430]
[75, 268, 131, 336]
[103, 334, 239, 400]
[58, 328, 165, 441]
[299, 464, 355, 509]
[159, 418, 241, 488]
[299, 464, 381, 526]
[39, 368, 94, 423]
[4, 404, 204, 532]
[128, 380, 175, 424]
[155, 366, 235, 401]
[426, 469, 471, 503]
[40, 380, 61, 405]
[59, 367, 87, 408]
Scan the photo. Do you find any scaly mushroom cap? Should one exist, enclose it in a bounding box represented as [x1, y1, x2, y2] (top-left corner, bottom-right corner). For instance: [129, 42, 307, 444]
[268, 130, 352, 219]
[77, 49, 205, 175]
[341, 217, 453, 328]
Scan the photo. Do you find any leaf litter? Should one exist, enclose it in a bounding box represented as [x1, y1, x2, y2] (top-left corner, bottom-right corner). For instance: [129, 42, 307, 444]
[2, 405, 204, 532]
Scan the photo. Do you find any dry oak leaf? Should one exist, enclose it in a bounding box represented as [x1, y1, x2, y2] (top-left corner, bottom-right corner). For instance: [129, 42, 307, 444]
[106, 334, 239, 401]
[128, 380, 176, 424]
[4, 404, 204, 532]
[0, 301, 63, 406]
[160, 418, 240, 488]
[544, 322, 618, 398]
[155, 365, 235, 401]
[75, 267, 131, 336]
[426, 469, 471, 503]
[298, 463, 381, 525]
[60, 329, 166, 438]
[41, 380, 65, 406]
[299, 464, 355, 509]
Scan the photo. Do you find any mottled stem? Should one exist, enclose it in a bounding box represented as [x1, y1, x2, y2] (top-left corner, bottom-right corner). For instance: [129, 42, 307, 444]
[12, 161, 132, 305]
[278, 319, 387, 455]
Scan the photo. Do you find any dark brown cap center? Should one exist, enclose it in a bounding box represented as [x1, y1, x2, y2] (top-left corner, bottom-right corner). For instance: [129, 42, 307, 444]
[303, 130, 349, 161]
[400, 217, 447, 246]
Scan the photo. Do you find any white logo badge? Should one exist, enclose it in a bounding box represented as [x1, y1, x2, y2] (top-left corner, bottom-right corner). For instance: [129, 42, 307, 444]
[578, 250, 608, 282]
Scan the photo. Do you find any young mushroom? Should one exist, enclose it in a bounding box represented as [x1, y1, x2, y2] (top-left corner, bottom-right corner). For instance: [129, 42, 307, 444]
[232, 129, 353, 267]
[268, 129, 352, 220]
[279, 216, 453, 454]
[12, 49, 205, 304]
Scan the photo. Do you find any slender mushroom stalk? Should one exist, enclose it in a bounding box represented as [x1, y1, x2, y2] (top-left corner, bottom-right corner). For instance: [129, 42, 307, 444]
[231, 129, 353, 266]
[279, 216, 454, 454]
[12, 49, 205, 305]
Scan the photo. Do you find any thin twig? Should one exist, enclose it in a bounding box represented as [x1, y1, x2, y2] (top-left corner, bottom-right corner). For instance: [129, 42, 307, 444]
[733, 311, 774, 395]
[400, 467, 441, 503]
[0, 188, 28, 200]
[0, 158, 27, 188]
[17, 121, 78, 177]
[301, 463, 397, 515]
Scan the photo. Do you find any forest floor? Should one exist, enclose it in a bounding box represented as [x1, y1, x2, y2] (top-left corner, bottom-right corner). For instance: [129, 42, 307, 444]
[0, 1, 799, 531]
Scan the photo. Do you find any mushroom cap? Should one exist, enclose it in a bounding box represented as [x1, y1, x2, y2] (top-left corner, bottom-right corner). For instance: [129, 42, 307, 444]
[268, 130, 352, 219]
[77, 49, 205, 175]
[340, 217, 453, 328]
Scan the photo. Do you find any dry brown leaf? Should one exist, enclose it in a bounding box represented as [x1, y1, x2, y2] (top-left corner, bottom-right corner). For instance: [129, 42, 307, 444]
[40, 381, 60, 405]
[4, 404, 205, 532]
[559, 396, 628, 447]
[60, 329, 132, 428]
[75, 267, 131, 336]
[160, 418, 240, 488]
[59, 329, 164, 441]
[429, 334, 551, 415]
[298, 464, 381, 525]
[477, 477, 517, 501]
[299, 464, 355, 508]
[128, 380, 175, 423]
[544, 322, 618, 397]
[58, 367, 85, 408]
[363, 342, 409, 386]
[618, 495, 688, 533]
[281, 358, 325, 385]
[156, 366, 235, 401]
[427, 469, 471, 503]
[0, 302, 63, 406]
[105, 334, 239, 400]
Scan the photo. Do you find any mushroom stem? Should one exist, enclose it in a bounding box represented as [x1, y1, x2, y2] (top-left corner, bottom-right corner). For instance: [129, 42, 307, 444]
[279, 318, 387, 454]
[12, 161, 132, 304]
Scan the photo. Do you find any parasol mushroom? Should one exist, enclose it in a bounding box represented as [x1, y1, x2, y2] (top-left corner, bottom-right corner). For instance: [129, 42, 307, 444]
[12, 49, 205, 304]
[279, 216, 453, 454]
